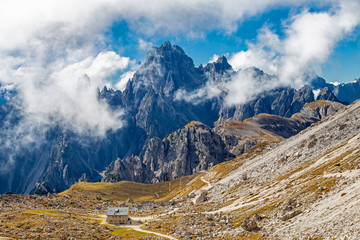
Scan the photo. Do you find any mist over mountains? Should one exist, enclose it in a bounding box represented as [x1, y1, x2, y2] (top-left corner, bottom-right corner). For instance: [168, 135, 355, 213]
[0, 42, 359, 194]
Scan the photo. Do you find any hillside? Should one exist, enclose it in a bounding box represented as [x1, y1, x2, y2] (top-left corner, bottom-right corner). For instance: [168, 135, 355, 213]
[193, 99, 360, 239]
[180, 98, 360, 239]
[60, 173, 201, 202]
[41, 99, 360, 239]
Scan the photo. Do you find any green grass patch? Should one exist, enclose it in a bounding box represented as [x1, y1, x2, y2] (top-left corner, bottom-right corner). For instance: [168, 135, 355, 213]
[111, 227, 153, 239]
[24, 209, 66, 216]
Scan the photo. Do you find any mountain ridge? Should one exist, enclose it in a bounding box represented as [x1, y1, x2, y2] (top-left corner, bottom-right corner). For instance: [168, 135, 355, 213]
[0, 41, 358, 194]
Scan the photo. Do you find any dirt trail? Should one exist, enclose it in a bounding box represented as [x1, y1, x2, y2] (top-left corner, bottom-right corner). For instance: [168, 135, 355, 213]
[200, 176, 212, 188]
[128, 225, 177, 240]
[131, 208, 179, 222]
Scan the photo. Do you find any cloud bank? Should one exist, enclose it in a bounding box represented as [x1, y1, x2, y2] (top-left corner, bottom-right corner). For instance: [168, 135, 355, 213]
[177, 0, 360, 106]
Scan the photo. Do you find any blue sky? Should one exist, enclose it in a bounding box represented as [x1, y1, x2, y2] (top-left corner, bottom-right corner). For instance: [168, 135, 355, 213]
[322, 29, 360, 82]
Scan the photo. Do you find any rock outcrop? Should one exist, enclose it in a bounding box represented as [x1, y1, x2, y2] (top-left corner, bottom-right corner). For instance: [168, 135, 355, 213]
[102, 121, 234, 183]
[310, 76, 360, 104]
[246, 100, 344, 138]
[214, 120, 284, 156]
[316, 87, 340, 102]
[218, 85, 315, 122]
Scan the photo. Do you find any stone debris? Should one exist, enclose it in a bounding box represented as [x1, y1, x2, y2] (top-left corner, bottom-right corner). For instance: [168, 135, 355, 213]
[241, 216, 258, 231]
[195, 190, 208, 204]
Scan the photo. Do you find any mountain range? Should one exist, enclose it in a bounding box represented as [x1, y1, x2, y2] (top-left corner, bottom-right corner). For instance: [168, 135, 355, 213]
[0, 41, 359, 195]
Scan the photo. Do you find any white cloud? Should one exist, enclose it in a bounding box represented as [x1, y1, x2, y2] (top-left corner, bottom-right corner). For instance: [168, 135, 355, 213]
[208, 54, 220, 63]
[138, 39, 153, 50]
[178, 0, 360, 106]
[175, 67, 278, 106]
[313, 89, 321, 99]
[279, 0, 360, 86]
[0, 0, 333, 50]
[230, 0, 360, 88]
[329, 81, 341, 86]
[229, 27, 281, 74]
[115, 71, 136, 91]
[118, 0, 331, 37]
[5, 51, 129, 137]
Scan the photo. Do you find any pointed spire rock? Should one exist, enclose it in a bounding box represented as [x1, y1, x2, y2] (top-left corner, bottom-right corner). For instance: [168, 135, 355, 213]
[316, 87, 340, 102]
[203, 55, 233, 76]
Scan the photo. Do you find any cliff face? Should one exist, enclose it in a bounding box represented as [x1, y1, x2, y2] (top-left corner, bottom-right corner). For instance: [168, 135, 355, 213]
[218, 85, 315, 122]
[102, 121, 234, 183]
[245, 100, 344, 138]
[332, 79, 360, 104]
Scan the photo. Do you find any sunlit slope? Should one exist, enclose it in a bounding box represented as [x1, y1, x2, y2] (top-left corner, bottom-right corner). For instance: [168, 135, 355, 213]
[60, 173, 203, 202]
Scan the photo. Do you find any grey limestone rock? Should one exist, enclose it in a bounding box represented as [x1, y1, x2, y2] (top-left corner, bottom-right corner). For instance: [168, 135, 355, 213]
[102, 121, 234, 183]
[241, 217, 258, 231]
[195, 190, 208, 204]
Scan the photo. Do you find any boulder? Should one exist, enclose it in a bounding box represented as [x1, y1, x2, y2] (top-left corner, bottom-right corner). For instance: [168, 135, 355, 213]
[241, 217, 258, 231]
[195, 190, 208, 204]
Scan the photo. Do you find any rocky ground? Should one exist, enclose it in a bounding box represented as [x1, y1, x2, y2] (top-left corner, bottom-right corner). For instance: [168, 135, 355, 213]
[0, 194, 172, 239]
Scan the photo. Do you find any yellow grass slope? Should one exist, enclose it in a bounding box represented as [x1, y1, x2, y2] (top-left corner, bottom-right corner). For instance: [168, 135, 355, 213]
[60, 173, 202, 202]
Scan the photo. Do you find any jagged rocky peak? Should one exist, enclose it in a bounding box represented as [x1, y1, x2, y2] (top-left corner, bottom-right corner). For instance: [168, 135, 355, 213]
[98, 85, 123, 107]
[216, 55, 230, 66]
[144, 41, 194, 72]
[316, 87, 340, 102]
[159, 41, 185, 54]
[132, 41, 204, 94]
[203, 55, 233, 75]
